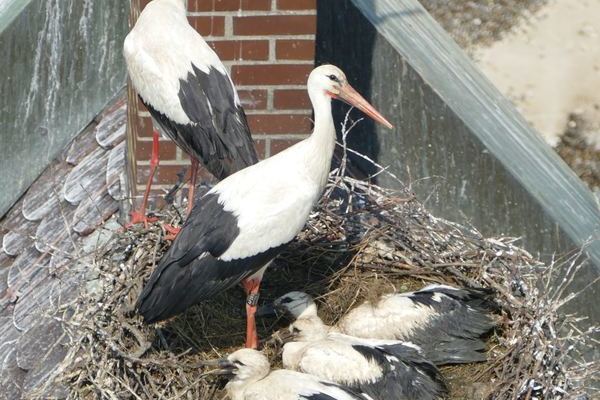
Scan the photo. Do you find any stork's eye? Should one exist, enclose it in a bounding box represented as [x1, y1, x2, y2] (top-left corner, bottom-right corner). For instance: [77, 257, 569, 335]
[280, 297, 293, 304]
[234, 360, 245, 366]
[327, 74, 339, 82]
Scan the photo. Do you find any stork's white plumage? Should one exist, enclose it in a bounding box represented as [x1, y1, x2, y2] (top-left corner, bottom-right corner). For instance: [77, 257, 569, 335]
[215, 349, 370, 400]
[281, 317, 447, 400]
[136, 65, 393, 348]
[123, 0, 257, 224]
[269, 286, 496, 365]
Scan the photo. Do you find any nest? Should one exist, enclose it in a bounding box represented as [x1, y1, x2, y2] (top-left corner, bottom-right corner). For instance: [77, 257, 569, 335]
[37, 126, 597, 399]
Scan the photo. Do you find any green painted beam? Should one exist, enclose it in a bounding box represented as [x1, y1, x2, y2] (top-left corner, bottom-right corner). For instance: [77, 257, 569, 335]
[0, 0, 128, 216]
[316, 0, 599, 323]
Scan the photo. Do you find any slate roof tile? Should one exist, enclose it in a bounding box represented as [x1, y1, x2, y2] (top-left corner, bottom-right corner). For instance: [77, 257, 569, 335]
[21, 164, 70, 222]
[63, 146, 111, 205]
[0, 348, 26, 400]
[95, 101, 127, 148]
[0, 93, 126, 399]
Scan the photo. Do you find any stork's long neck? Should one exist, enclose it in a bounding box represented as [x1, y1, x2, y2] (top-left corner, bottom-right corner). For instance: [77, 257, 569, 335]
[305, 87, 336, 188]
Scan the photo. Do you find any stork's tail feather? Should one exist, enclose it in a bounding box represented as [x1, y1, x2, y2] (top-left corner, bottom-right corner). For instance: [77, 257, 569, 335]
[136, 247, 281, 323]
[423, 337, 488, 365]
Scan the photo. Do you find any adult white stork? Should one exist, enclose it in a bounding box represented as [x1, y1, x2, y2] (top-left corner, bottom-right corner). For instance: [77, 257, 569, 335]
[212, 348, 371, 400]
[267, 285, 496, 365]
[135, 65, 393, 348]
[123, 0, 257, 226]
[281, 317, 447, 400]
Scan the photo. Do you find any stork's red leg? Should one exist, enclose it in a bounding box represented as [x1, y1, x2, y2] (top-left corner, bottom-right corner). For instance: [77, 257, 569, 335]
[127, 130, 160, 228]
[163, 158, 199, 240]
[242, 277, 262, 349]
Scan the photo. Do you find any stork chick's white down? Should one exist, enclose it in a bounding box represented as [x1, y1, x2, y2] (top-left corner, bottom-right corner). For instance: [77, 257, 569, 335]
[269, 285, 496, 365]
[281, 312, 447, 400]
[217, 349, 371, 400]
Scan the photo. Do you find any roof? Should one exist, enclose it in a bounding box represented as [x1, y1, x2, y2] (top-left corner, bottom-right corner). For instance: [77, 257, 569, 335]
[0, 94, 126, 399]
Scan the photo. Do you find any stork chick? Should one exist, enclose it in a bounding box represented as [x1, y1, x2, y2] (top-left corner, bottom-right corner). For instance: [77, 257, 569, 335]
[282, 317, 447, 400]
[268, 285, 496, 365]
[215, 348, 371, 400]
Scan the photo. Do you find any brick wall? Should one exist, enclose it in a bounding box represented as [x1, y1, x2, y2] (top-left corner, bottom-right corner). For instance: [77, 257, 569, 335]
[128, 0, 316, 206]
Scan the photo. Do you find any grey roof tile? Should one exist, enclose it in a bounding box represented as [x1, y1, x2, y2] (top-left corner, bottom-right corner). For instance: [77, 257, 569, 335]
[0, 93, 126, 398]
[17, 318, 69, 398]
[72, 192, 119, 236]
[7, 248, 48, 291]
[12, 270, 55, 331]
[2, 220, 37, 257]
[107, 141, 126, 200]
[21, 165, 70, 222]
[65, 123, 101, 166]
[63, 146, 110, 205]
[34, 202, 78, 253]
[95, 101, 126, 149]
[0, 348, 26, 400]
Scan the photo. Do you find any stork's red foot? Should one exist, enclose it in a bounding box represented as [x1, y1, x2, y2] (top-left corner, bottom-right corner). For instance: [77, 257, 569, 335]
[162, 224, 181, 240]
[242, 278, 261, 349]
[125, 210, 159, 229]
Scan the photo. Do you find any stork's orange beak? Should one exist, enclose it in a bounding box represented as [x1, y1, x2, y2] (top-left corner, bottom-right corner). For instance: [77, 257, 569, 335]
[336, 84, 393, 129]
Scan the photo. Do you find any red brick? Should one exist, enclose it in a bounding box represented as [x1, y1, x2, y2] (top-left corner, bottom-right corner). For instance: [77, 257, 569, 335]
[232, 64, 312, 85]
[137, 164, 182, 185]
[189, 16, 225, 36]
[276, 40, 315, 60]
[271, 139, 303, 155]
[208, 40, 269, 61]
[276, 0, 316, 10]
[189, 0, 271, 11]
[137, 116, 156, 138]
[136, 97, 148, 113]
[238, 90, 268, 110]
[273, 89, 311, 110]
[248, 114, 312, 134]
[254, 139, 267, 159]
[233, 15, 316, 36]
[134, 140, 177, 161]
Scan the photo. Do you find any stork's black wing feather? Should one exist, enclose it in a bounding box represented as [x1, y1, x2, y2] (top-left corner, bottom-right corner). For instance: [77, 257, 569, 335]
[301, 381, 370, 400]
[403, 287, 496, 365]
[352, 344, 447, 400]
[416, 286, 499, 313]
[143, 65, 258, 180]
[135, 193, 282, 323]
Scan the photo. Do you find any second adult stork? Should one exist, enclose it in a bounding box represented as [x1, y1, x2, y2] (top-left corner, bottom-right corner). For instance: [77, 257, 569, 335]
[136, 65, 393, 348]
[124, 0, 258, 225]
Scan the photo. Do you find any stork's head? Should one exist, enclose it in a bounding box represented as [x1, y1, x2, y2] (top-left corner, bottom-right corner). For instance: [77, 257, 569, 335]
[308, 64, 393, 129]
[259, 291, 318, 320]
[289, 316, 329, 342]
[215, 349, 270, 390]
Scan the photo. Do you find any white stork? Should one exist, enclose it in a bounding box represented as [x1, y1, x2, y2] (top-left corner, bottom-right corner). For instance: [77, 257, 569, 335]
[267, 285, 496, 365]
[281, 317, 447, 400]
[135, 65, 393, 348]
[212, 348, 371, 400]
[123, 0, 257, 226]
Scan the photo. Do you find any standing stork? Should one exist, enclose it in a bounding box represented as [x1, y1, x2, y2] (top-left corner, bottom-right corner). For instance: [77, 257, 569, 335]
[136, 65, 393, 348]
[266, 286, 496, 365]
[123, 0, 257, 226]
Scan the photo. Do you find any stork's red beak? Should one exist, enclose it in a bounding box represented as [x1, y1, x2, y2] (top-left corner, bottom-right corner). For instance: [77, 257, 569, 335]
[336, 84, 393, 129]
